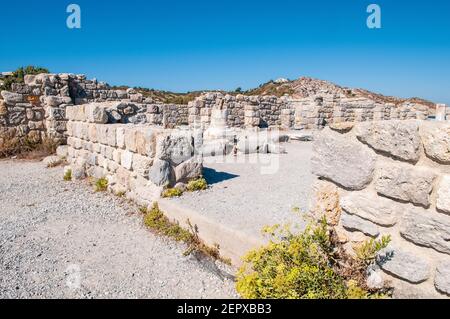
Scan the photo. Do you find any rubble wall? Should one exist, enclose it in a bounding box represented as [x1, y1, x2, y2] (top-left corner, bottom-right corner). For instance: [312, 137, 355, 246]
[310, 120, 450, 298]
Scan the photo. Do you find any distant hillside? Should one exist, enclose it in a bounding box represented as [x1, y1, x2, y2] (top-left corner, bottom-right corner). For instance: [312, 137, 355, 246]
[242, 77, 436, 108]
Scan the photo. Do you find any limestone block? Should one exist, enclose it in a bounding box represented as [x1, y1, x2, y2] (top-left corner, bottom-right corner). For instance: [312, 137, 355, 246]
[116, 127, 125, 149]
[1, 91, 23, 104]
[88, 124, 97, 143]
[311, 128, 376, 190]
[155, 132, 194, 166]
[400, 210, 450, 255]
[116, 167, 131, 188]
[375, 163, 436, 207]
[354, 120, 421, 162]
[435, 261, 450, 295]
[124, 128, 137, 152]
[421, 122, 450, 164]
[132, 154, 153, 177]
[309, 180, 342, 226]
[97, 125, 109, 145]
[112, 149, 122, 164]
[107, 126, 117, 147]
[340, 192, 398, 226]
[148, 159, 172, 186]
[341, 213, 380, 237]
[437, 175, 450, 214]
[376, 247, 430, 284]
[85, 103, 108, 124]
[174, 157, 203, 183]
[121, 150, 133, 170]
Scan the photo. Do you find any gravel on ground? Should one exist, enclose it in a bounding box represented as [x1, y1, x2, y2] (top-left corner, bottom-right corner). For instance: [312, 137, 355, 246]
[169, 141, 314, 239]
[0, 160, 237, 299]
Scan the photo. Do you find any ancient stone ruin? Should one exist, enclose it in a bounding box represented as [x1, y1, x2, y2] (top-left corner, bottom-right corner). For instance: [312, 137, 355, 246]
[311, 120, 450, 298]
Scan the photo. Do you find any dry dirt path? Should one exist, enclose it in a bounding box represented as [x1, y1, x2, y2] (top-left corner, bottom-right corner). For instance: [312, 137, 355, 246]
[0, 160, 237, 299]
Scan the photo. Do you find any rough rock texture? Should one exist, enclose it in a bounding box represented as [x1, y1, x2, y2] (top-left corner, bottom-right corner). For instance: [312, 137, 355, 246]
[340, 192, 398, 226]
[400, 211, 450, 255]
[435, 261, 450, 295]
[421, 122, 450, 164]
[376, 247, 430, 284]
[156, 133, 194, 166]
[311, 128, 376, 190]
[310, 120, 450, 298]
[148, 160, 172, 187]
[375, 163, 436, 207]
[436, 175, 450, 214]
[340, 213, 379, 237]
[355, 120, 421, 162]
[309, 180, 342, 226]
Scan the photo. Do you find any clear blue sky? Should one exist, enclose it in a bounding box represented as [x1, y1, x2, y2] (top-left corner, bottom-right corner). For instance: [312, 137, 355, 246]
[1, 0, 450, 103]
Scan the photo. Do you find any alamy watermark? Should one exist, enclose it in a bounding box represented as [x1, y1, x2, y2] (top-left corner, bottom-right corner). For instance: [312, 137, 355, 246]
[66, 4, 81, 29]
[367, 4, 382, 29]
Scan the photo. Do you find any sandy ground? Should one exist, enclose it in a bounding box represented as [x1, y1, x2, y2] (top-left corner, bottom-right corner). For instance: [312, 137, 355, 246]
[0, 160, 237, 299]
[168, 141, 314, 239]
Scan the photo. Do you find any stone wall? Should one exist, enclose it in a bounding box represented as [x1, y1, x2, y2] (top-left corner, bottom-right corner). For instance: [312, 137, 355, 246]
[187, 92, 290, 129]
[310, 120, 450, 298]
[188, 92, 432, 131]
[65, 103, 202, 207]
[0, 73, 188, 146]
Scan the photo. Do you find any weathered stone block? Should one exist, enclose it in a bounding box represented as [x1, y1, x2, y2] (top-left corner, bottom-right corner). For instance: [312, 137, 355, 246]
[1, 91, 23, 104]
[107, 126, 117, 147]
[121, 150, 133, 170]
[400, 210, 450, 255]
[155, 132, 194, 166]
[132, 154, 153, 177]
[85, 103, 108, 124]
[435, 261, 450, 295]
[437, 175, 450, 214]
[376, 247, 430, 284]
[124, 128, 137, 152]
[340, 192, 398, 226]
[148, 159, 172, 186]
[116, 127, 125, 149]
[341, 213, 380, 237]
[421, 122, 450, 164]
[375, 163, 436, 207]
[354, 120, 421, 162]
[311, 128, 376, 190]
[174, 157, 203, 183]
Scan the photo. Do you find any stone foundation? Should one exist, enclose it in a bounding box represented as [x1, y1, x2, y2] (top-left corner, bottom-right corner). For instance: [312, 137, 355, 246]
[310, 120, 450, 298]
[65, 103, 202, 207]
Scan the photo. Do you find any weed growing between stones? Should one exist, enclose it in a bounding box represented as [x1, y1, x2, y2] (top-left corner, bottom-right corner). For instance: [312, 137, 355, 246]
[94, 178, 108, 192]
[236, 217, 391, 299]
[186, 178, 208, 192]
[63, 169, 72, 181]
[141, 203, 231, 265]
[162, 188, 183, 198]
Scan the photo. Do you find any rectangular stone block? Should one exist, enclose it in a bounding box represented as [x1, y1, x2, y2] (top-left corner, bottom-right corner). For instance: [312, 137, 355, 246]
[375, 163, 436, 207]
[116, 127, 125, 149]
[124, 128, 137, 152]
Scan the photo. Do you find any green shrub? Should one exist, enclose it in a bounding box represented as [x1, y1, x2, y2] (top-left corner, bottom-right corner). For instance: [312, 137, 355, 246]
[162, 187, 183, 198]
[63, 169, 72, 181]
[1, 66, 49, 90]
[94, 178, 108, 192]
[186, 178, 208, 192]
[236, 218, 390, 299]
[143, 203, 193, 242]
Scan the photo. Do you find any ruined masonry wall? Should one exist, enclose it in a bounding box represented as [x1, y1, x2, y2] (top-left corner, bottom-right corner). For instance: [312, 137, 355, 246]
[65, 104, 202, 207]
[311, 120, 450, 298]
[0, 73, 188, 145]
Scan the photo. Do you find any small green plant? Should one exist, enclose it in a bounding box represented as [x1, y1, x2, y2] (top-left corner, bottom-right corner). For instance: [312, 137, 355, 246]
[162, 188, 183, 198]
[63, 169, 72, 181]
[141, 204, 231, 264]
[186, 178, 208, 192]
[354, 235, 391, 266]
[236, 217, 390, 299]
[143, 203, 193, 242]
[94, 178, 108, 192]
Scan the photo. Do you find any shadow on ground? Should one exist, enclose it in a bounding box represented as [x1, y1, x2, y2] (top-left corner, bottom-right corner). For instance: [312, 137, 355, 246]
[202, 167, 239, 185]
